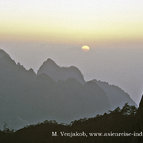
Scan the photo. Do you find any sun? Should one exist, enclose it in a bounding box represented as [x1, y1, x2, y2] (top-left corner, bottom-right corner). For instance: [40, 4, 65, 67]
[81, 45, 90, 51]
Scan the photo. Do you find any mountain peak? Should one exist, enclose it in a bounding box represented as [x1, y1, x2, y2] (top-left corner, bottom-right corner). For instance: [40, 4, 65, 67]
[42, 58, 58, 68]
[46, 58, 57, 64]
[0, 49, 10, 58]
[37, 59, 85, 84]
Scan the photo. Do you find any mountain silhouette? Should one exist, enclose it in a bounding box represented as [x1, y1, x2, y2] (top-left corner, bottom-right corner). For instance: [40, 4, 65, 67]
[0, 49, 136, 129]
[0, 99, 140, 143]
[94, 80, 136, 109]
[38, 58, 136, 108]
[38, 58, 85, 84]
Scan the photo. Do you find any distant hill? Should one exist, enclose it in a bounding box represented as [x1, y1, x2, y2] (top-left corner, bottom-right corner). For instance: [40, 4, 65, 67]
[38, 58, 136, 109]
[0, 49, 136, 129]
[94, 80, 136, 109]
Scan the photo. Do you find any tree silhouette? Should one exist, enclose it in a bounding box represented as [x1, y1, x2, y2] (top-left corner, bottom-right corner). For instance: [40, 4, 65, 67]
[0, 97, 142, 143]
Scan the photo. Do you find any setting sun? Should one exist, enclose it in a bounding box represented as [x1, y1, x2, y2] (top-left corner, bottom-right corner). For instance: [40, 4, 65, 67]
[81, 45, 90, 51]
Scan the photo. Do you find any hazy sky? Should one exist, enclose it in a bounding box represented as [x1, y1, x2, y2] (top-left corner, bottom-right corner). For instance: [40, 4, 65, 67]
[0, 0, 143, 104]
[0, 0, 143, 43]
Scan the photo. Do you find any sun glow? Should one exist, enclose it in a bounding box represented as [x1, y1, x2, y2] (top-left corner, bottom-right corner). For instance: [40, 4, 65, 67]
[81, 46, 90, 51]
[0, 0, 143, 43]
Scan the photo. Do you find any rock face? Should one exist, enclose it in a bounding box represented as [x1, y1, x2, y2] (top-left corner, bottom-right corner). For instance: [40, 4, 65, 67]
[37, 58, 85, 84]
[0, 49, 136, 129]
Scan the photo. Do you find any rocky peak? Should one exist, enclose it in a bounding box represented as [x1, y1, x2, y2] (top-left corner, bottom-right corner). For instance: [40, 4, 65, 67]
[37, 59, 85, 84]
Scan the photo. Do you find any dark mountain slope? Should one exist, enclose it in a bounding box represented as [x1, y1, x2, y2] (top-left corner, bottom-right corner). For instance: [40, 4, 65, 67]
[0, 49, 110, 129]
[94, 80, 136, 109]
[0, 102, 139, 143]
